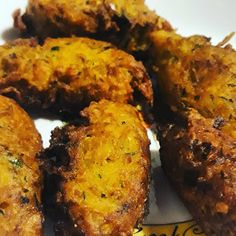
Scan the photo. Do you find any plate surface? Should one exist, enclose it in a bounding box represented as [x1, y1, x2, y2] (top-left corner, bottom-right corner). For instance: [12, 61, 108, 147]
[0, 1, 235, 235]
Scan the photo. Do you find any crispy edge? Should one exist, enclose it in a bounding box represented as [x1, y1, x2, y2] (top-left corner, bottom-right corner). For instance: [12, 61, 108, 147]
[13, 0, 172, 54]
[45, 100, 150, 235]
[158, 109, 236, 236]
[0, 95, 43, 235]
[0, 37, 153, 120]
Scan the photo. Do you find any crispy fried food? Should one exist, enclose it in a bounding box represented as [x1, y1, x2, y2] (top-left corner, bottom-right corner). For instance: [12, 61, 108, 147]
[0, 37, 153, 117]
[150, 30, 236, 137]
[0, 95, 42, 235]
[159, 109, 236, 236]
[46, 99, 150, 235]
[151, 30, 236, 235]
[14, 0, 172, 54]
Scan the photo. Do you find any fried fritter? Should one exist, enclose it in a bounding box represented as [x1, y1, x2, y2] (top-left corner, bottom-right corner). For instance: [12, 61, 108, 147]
[150, 30, 236, 235]
[0, 95, 42, 235]
[0, 37, 153, 117]
[159, 109, 236, 236]
[150, 30, 236, 137]
[46, 99, 150, 235]
[14, 0, 172, 55]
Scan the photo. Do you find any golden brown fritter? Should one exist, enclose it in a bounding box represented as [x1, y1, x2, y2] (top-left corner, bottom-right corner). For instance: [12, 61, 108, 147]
[46, 99, 150, 235]
[151, 30, 236, 235]
[14, 0, 172, 54]
[150, 30, 236, 138]
[0, 95, 43, 235]
[159, 109, 236, 236]
[0, 37, 153, 117]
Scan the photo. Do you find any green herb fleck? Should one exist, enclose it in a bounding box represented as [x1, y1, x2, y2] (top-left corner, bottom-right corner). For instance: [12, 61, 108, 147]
[82, 192, 86, 200]
[227, 83, 236, 88]
[192, 44, 202, 51]
[101, 193, 106, 198]
[9, 159, 23, 168]
[21, 196, 30, 204]
[51, 46, 60, 51]
[98, 174, 102, 179]
[125, 152, 136, 156]
[219, 96, 233, 103]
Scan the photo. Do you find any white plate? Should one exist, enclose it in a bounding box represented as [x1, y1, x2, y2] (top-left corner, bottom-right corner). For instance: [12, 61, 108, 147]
[0, 1, 235, 235]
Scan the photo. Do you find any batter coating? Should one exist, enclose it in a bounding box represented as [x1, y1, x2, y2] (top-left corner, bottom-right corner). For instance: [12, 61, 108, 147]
[14, 0, 172, 54]
[47, 100, 150, 235]
[151, 30, 236, 235]
[0, 37, 153, 117]
[159, 109, 236, 236]
[0, 95, 43, 235]
[150, 30, 236, 138]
